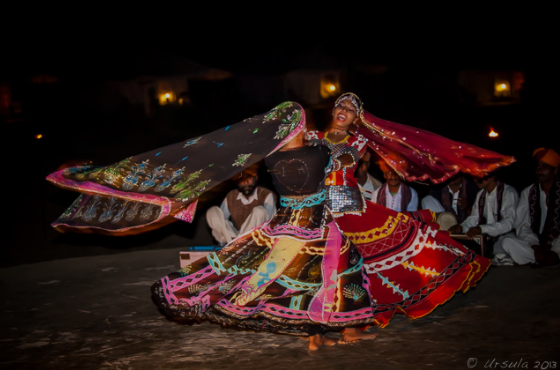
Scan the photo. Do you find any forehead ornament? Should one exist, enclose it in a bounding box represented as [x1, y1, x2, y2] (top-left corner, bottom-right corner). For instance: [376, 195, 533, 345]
[335, 94, 362, 115]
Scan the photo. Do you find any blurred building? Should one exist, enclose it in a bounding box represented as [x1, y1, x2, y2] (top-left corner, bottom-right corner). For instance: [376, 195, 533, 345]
[458, 69, 525, 106]
[0, 48, 233, 127]
[234, 45, 347, 111]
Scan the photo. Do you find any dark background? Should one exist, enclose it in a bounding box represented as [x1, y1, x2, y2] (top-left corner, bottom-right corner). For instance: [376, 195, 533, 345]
[1, 14, 557, 267]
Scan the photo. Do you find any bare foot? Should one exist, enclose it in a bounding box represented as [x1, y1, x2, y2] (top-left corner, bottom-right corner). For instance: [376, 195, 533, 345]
[322, 335, 337, 347]
[339, 327, 377, 344]
[307, 334, 337, 350]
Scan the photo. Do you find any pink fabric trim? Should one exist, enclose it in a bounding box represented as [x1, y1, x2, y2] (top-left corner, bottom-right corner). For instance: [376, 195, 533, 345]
[308, 221, 341, 324]
[215, 298, 375, 322]
[162, 265, 217, 305]
[47, 169, 176, 233]
[260, 224, 325, 239]
[268, 109, 306, 155]
[47, 170, 173, 210]
[173, 200, 198, 223]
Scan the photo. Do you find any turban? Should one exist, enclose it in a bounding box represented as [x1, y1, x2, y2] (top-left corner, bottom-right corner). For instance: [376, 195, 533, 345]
[377, 160, 391, 173]
[231, 163, 259, 181]
[533, 148, 560, 168]
[378, 152, 407, 174]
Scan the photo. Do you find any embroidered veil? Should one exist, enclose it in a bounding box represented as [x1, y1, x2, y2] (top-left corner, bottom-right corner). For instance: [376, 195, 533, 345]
[356, 110, 516, 184]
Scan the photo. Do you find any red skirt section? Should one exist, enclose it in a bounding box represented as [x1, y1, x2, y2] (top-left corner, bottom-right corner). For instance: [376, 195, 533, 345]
[334, 200, 491, 328]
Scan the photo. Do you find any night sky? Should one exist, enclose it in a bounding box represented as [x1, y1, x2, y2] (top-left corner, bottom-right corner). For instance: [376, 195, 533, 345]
[2, 13, 547, 79]
[2, 14, 557, 266]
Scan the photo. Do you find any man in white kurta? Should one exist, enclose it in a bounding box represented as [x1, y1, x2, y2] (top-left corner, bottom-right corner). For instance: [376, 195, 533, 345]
[421, 173, 478, 225]
[206, 165, 277, 246]
[448, 172, 518, 255]
[493, 148, 560, 266]
[372, 168, 418, 212]
[357, 152, 382, 201]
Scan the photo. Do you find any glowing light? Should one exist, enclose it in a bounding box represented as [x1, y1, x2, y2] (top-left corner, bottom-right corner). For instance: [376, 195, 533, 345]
[320, 74, 340, 98]
[495, 82, 509, 92]
[35, 134, 43, 139]
[494, 80, 511, 97]
[159, 92, 176, 105]
[488, 128, 499, 138]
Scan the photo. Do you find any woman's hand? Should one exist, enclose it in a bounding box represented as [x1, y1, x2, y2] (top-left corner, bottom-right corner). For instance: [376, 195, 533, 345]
[338, 153, 355, 168]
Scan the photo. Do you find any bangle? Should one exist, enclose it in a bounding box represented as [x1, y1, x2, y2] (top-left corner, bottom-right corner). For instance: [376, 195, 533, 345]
[332, 159, 342, 172]
[345, 146, 360, 166]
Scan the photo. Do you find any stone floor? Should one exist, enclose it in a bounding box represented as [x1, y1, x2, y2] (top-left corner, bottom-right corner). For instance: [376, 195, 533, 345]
[1, 246, 559, 370]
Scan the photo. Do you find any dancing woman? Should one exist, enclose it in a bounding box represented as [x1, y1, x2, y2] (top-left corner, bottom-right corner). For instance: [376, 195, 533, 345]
[307, 92, 515, 341]
[150, 103, 380, 350]
[47, 102, 379, 350]
[46, 97, 515, 348]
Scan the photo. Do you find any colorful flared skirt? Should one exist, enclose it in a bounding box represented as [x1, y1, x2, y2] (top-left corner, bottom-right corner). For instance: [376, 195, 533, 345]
[151, 203, 377, 336]
[334, 200, 491, 328]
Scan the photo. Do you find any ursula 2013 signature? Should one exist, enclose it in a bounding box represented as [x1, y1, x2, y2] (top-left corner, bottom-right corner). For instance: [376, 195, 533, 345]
[467, 358, 557, 369]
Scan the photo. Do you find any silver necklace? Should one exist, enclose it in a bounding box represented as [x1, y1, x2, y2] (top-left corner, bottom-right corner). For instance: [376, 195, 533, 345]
[330, 130, 348, 135]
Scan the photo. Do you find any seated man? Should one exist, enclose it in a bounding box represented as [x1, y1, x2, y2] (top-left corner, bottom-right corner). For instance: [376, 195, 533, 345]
[205, 164, 277, 246]
[422, 172, 479, 228]
[448, 170, 518, 256]
[356, 151, 383, 201]
[372, 160, 418, 212]
[493, 147, 560, 266]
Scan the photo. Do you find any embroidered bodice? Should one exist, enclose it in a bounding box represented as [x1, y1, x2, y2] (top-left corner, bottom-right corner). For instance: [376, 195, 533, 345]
[306, 130, 369, 215]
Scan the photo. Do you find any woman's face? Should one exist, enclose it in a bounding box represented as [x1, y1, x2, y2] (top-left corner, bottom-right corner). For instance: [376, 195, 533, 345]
[331, 98, 358, 131]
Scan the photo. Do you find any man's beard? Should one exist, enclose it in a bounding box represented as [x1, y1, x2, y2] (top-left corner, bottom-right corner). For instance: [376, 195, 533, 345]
[238, 185, 256, 196]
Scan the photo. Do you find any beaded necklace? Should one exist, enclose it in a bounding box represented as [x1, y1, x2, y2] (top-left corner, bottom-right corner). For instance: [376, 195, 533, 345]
[323, 132, 350, 159]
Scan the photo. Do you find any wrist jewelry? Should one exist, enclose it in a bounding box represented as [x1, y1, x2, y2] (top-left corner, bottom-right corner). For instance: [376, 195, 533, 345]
[332, 159, 342, 172]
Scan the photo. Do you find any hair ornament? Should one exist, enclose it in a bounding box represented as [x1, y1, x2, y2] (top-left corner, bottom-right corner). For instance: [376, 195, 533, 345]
[335, 92, 363, 116]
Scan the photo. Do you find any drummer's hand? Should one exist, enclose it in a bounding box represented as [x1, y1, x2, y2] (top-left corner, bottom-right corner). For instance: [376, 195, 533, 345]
[448, 224, 463, 234]
[466, 226, 482, 238]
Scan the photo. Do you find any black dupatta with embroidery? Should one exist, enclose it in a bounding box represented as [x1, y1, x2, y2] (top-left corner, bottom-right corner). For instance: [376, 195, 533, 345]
[46, 102, 305, 235]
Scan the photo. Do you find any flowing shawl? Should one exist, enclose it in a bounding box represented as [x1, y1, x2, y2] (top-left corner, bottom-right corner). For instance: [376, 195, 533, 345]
[529, 177, 560, 250]
[355, 110, 516, 184]
[46, 102, 306, 235]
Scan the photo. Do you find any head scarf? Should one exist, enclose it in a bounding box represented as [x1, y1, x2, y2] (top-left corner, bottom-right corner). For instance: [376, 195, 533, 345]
[46, 102, 306, 235]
